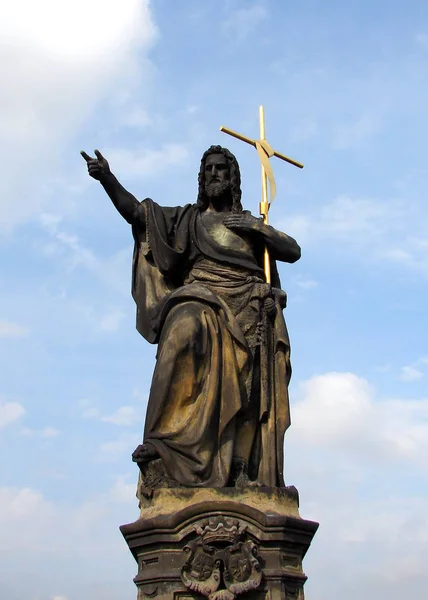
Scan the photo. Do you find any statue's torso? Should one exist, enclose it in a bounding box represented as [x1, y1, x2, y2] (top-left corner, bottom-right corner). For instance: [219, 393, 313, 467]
[188, 210, 265, 347]
[199, 209, 257, 260]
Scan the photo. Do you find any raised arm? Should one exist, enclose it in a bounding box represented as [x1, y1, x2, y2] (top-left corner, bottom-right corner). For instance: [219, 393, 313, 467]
[81, 150, 142, 226]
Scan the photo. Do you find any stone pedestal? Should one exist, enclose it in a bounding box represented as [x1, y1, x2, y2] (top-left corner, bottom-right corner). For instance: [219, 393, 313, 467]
[120, 487, 318, 600]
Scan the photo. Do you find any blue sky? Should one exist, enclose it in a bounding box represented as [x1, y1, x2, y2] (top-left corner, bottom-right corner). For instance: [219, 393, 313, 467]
[1, 1, 427, 599]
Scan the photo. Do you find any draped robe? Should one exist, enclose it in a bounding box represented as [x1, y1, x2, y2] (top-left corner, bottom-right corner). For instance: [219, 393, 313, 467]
[131, 199, 292, 488]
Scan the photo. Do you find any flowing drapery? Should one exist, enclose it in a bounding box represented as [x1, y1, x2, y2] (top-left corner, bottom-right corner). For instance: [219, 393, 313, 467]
[131, 199, 291, 487]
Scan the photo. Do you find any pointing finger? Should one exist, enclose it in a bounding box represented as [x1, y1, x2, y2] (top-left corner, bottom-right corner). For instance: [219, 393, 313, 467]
[94, 149, 104, 161]
[80, 150, 93, 162]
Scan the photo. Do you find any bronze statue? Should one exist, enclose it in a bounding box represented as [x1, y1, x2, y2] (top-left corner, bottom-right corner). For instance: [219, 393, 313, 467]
[81, 145, 300, 490]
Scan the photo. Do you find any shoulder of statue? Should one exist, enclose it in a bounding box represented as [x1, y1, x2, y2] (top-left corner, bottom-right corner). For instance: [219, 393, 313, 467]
[137, 200, 195, 230]
[140, 198, 190, 215]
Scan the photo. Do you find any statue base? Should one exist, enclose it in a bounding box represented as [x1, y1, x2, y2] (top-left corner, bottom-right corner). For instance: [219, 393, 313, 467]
[120, 486, 318, 600]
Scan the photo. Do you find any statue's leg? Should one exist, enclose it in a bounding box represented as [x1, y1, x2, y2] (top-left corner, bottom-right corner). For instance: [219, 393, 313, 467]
[234, 417, 257, 464]
[140, 299, 240, 487]
[230, 346, 261, 487]
[133, 301, 207, 472]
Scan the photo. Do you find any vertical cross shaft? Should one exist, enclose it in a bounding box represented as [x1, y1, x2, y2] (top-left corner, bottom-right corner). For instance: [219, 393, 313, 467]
[259, 106, 271, 283]
[220, 106, 304, 284]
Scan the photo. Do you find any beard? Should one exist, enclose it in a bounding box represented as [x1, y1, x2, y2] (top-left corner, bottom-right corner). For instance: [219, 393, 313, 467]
[205, 180, 231, 199]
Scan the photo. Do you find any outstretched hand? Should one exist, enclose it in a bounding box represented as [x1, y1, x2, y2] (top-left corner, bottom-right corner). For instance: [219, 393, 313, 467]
[80, 149, 110, 181]
[224, 213, 263, 234]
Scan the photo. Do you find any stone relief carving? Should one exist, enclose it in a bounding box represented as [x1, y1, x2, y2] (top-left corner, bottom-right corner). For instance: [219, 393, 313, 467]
[181, 518, 262, 599]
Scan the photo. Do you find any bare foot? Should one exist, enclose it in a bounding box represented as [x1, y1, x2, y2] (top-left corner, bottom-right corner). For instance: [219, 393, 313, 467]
[132, 443, 159, 464]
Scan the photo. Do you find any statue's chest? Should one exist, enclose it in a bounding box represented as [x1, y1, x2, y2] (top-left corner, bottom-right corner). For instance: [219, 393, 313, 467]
[200, 212, 254, 256]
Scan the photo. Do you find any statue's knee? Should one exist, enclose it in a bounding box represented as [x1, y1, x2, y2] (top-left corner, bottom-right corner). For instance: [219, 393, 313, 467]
[165, 302, 204, 348]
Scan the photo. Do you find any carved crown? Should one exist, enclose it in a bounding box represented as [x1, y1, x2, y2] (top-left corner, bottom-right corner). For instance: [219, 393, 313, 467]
[195, 518, 246, 545]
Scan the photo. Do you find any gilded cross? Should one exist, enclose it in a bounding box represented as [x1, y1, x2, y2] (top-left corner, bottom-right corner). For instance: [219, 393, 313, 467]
[220, 106, 303, 283]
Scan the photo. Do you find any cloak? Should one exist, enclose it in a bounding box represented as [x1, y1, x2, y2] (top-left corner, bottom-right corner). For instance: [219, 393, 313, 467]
[131, 199, 291, 487]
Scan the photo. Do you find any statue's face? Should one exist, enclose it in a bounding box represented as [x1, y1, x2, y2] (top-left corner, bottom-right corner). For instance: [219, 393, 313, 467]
[204, 153, 230, 199]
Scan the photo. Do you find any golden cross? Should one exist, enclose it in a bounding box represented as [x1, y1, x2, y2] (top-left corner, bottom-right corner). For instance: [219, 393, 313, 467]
[220, 106, 303, 283]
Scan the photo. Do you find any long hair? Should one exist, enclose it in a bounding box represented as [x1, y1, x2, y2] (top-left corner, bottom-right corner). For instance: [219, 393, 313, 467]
[197, 145, 243, 213]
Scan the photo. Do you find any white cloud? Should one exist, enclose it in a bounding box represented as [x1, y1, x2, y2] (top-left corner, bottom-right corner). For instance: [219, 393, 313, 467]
[21, 426, 60, 438]
[0, 0, 157, 231]
[285, 195, 399, 247]
[108, 476, 137, 504]
[332, 112, 382, 149]
[53, 231, 99, 271]
[319, 196, 395, 236]
[0, 484, 137, 599]
[382, 236, 428, 275]
[0, 2, 155, 59]
[80, 403, 141, 427]
[280, 195, 428, 276]
[294, 276, 318, 290]
[0, 402, 25, 430]
[81, 406, 101, 420]
[285, 371, 428, 600]
[0, 321, 29, 338]
[102, 406, 141, 427]
[415, 32, 428, 48]
[0, 482, 135, 555]
[398, 356, 428, 382]
[186, 105, 200, 115]
[288, 117, 319, 144]
[292, 372, 372, 444]
[383, 247, 414, 263]
[120, 106, 153, 129]
[104, 143, 189, 179]
[42, 427, 61, 439]
[222, 5, 268, 41]
[0, 487, 53, 525]
[99, 433, 141, 461]
[290, 372, 428, 466]
[298, 488, 428, 600]
[39, 214, 133, 296]
[400, 365, 424, 382]
[98, 308, 126, 333]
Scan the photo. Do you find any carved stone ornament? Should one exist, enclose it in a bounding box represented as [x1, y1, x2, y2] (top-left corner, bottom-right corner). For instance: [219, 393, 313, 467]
[181, 518, 262, 599]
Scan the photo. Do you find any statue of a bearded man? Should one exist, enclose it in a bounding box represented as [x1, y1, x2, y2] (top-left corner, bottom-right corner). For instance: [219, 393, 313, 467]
[81, 145, 300, 491]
